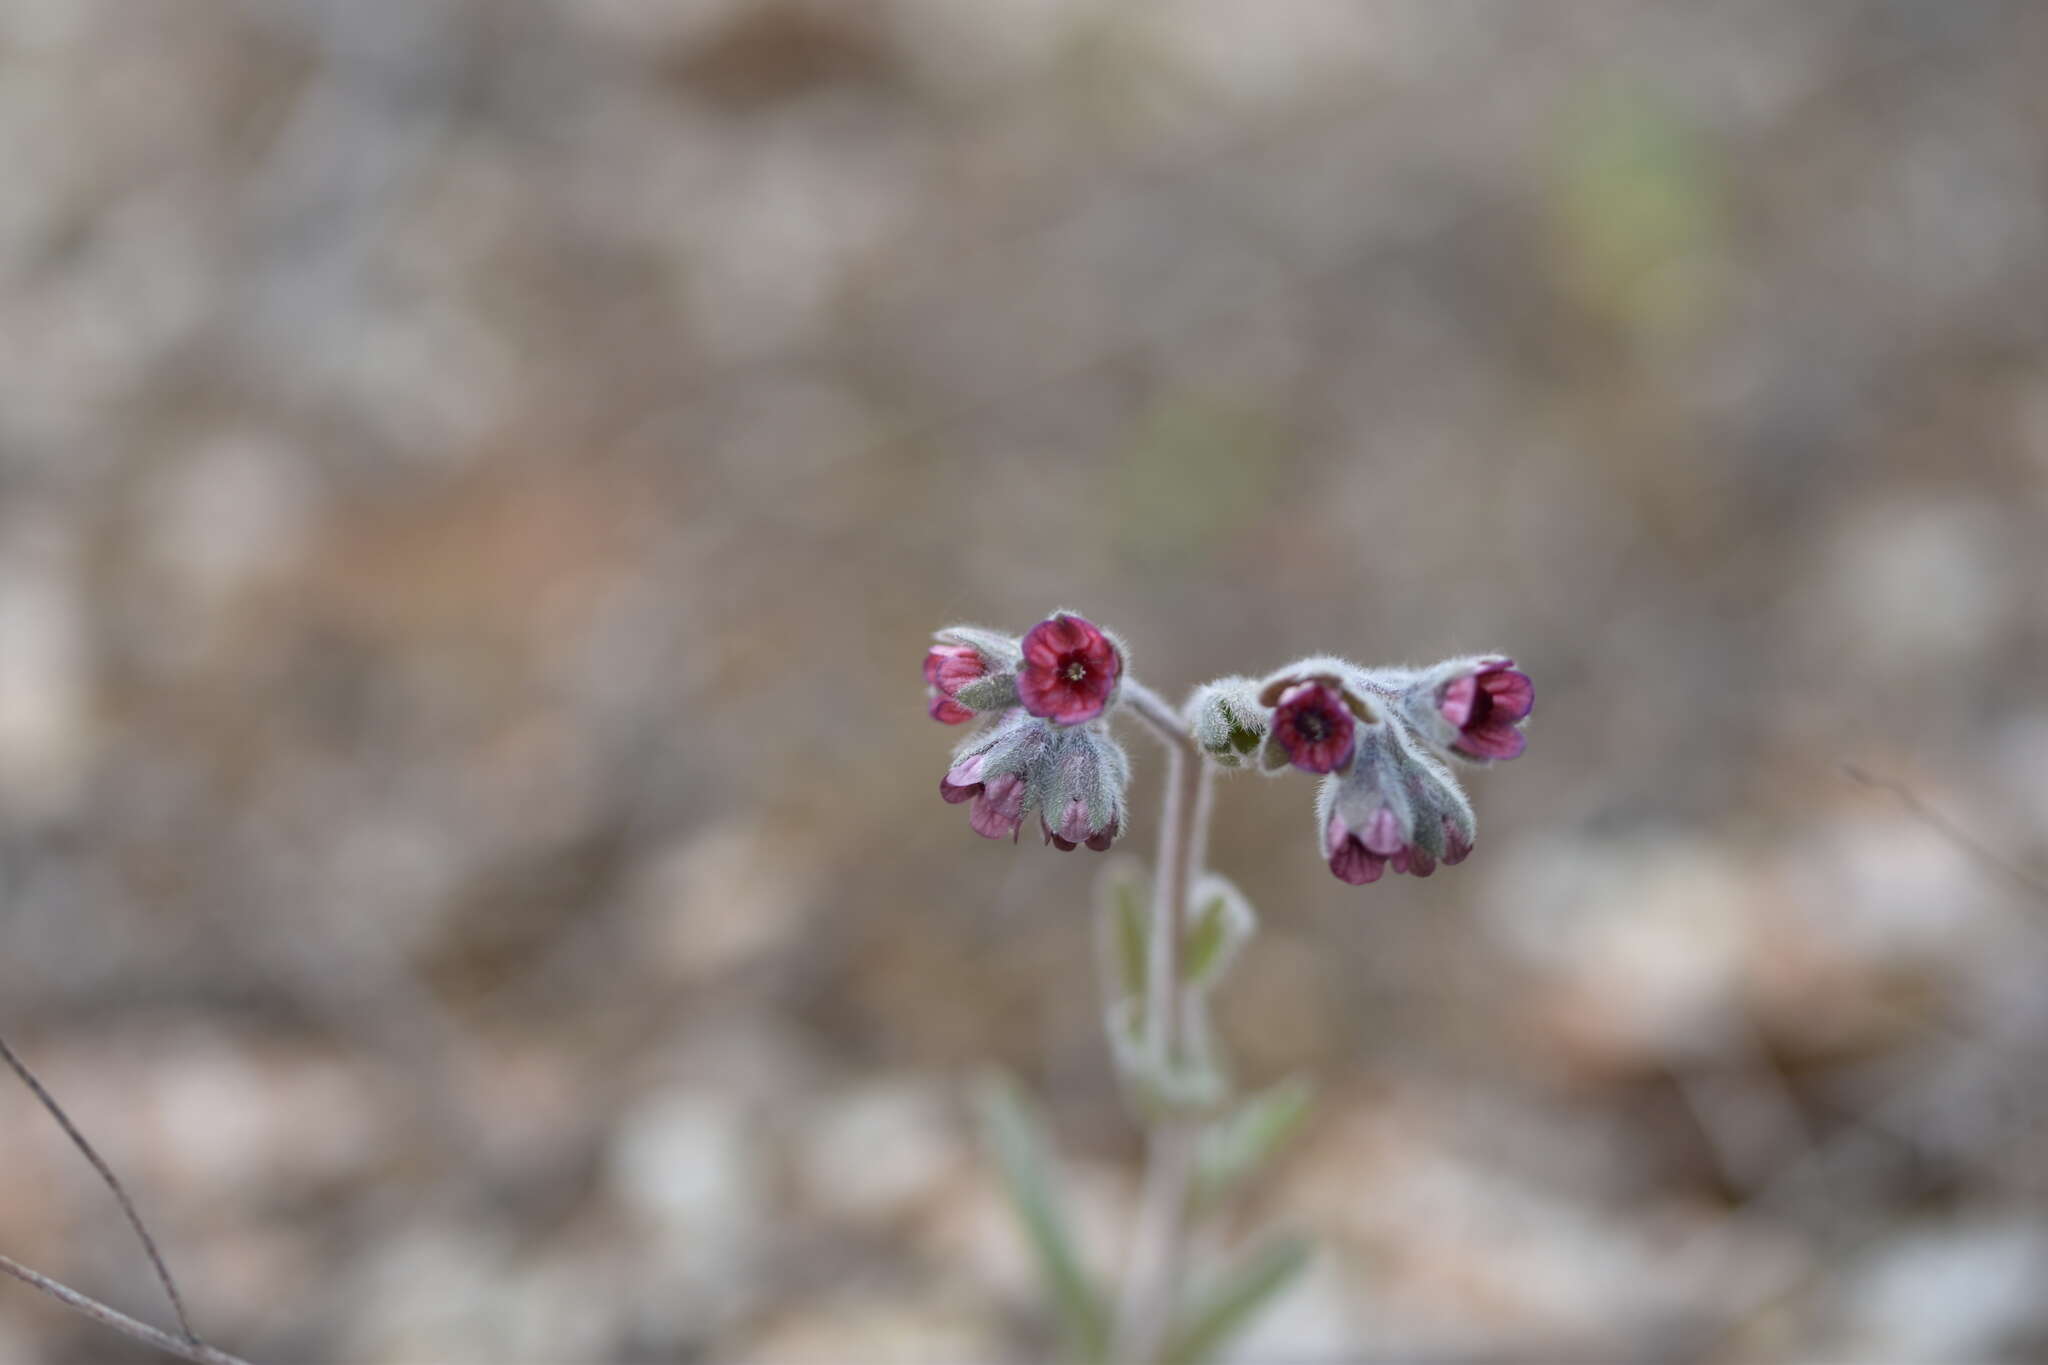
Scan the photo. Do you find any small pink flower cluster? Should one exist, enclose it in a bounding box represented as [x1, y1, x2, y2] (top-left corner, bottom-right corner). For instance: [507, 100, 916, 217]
[1189, 651, 1531, 887]
[923, 614, 1531, 888]
[923, 614, 1128, 850]
[1257, 657, 1531, 885]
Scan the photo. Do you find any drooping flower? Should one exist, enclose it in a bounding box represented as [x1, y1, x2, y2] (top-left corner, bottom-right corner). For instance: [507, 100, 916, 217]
[1395, 656, 1533, 762]
[1316, 720, 1476, 886]
[1017, 613, 1123, 726]
[1269, 680, 1357, 774]
[938, 709, 1051, 843]
[940, 750, 1026, 840]
[937, 705, 1129, 849]
[1037, 727, 1129, 852]
[924, 644, 988, 724]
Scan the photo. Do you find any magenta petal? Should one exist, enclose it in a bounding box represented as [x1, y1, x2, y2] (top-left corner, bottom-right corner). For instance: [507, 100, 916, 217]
[1014, 670, 1055, 713]
[1022, 630, 1064, 668]
[1084, 821, 1117, 852]
[1041, 614, 1088, 654]
[1055, 693, 1103, 724]
[1480, 668, 1534, 720]
[1453, 723, 1527, 761]
[1329, 837, 1385, 885]
[1441, 818, 1473, 864]
[929, 695, 975, 724]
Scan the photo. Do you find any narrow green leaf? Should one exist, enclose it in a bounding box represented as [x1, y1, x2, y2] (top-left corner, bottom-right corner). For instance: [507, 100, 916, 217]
[973, 1073, 1109, 1363]
[1161, 1237, 1313, 1365]
[1182, 874, 1256, 989]
[1195, 1077, 1314, 1212]
[1183, 897, 1228, 985]
[1093, 860, 1151, 1004]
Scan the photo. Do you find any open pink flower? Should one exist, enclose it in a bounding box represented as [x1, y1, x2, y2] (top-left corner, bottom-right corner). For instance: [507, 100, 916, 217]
[1271, 681, 1356, 774]
[1439, 660, 1534, 760]
[924, 644, 988, 724]
[1016, 613, 1122, 725]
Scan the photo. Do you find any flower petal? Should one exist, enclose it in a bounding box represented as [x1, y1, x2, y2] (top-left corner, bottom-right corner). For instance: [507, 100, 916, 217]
[1452, 723, 1527, 761]
[1440, 674, 1478, 728]
[1329, 836, 1386, 884]
[1479, 667, 1534, 720]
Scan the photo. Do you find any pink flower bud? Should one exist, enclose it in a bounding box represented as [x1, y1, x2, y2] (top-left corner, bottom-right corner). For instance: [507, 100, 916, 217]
[924, 644, 989, 724]
[1017, 613, 1122, 726]
[1270, 681, 1357, 774]
[1436, 659, 1533, 761]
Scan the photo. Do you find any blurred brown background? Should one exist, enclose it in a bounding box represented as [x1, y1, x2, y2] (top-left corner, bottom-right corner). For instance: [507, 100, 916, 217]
[3, 0, 2047, 1360]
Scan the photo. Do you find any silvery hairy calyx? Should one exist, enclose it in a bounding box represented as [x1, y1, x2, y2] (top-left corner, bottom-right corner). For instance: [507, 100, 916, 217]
[922, 613, 1533, 1364]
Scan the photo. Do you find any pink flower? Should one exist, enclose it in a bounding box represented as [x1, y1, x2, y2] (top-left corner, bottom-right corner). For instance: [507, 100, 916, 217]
[1438, 660, 1534, 761]
[1316, 722, 1476, 886]
[1016, 613, 1122, 725]
[924, 644, 988, 724]
[1270, 681, 1356, 774]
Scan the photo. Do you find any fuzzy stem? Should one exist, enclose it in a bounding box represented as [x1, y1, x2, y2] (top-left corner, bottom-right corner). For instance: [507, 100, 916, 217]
[1113, 678, 1214, 1363]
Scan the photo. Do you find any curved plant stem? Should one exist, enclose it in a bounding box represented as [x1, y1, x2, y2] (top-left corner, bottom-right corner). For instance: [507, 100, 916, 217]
[1113, 678, 1215, 1363]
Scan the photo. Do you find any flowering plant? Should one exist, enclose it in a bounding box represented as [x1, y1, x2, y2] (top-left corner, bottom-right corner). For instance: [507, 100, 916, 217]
[924, 613, 1532, 1362]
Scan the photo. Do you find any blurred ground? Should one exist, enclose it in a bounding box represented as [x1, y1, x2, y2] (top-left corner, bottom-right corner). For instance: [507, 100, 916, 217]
[3, 0, 2048, 1361]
